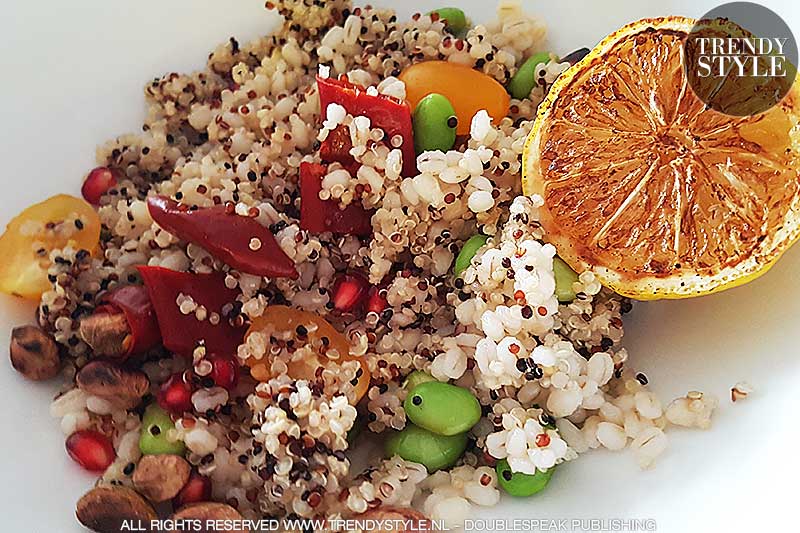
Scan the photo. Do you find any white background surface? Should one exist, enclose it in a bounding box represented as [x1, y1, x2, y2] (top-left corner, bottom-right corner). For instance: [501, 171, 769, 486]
[1, 1, 798, 532]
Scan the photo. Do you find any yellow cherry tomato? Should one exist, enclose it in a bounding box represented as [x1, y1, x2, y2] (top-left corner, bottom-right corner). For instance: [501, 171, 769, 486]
[0, 195, 101, 299]
[244, 305, 370, 403]
[399, 61, 510, 135]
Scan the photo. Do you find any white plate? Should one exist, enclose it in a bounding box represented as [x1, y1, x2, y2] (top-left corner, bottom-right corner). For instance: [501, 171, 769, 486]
[1, 1, 798, 532]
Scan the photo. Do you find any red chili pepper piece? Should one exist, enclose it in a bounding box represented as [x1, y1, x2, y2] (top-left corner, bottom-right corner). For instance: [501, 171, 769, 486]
[299, 162, 373, 236]
[317, 75, 416, 177]
[146, 196, 298, 279]
[319, 125, 353, 167]
[95, 285, 161, 357]
[319, 126, 361, 176]
[137, 266, 246, 357]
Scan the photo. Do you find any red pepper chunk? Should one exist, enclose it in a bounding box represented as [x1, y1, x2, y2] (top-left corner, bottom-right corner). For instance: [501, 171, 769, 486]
[317, 75, 416, 177]
[95, 285, 161, 357]
[146, 196, 298, 279]
[299, 162, 373, 236]
[137, 266, 246, 357]
[319, 126, 362, 176]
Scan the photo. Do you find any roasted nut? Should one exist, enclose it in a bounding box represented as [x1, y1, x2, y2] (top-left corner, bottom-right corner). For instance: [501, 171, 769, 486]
[355, 507, 432, 532]
[76, 485, 157, 533]
[76, 360, 149, 408]
[79, 311, 132, 357]
[171, 503, 249, 533]
[133, 454, 191, 502]
[9, 325, 60, 380]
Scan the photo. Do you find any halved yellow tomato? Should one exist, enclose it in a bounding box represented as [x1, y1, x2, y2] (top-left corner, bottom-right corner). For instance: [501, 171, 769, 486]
[399, 61, 510, 135]
[0, 195, 101, 299]
[244, 306, 369, 403]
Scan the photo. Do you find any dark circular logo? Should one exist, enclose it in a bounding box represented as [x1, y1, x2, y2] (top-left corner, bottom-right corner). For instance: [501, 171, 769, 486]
[684, 1, 798, 116]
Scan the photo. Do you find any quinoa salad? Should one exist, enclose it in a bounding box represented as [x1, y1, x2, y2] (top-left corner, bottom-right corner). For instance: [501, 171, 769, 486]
[2, 1, 752, 532]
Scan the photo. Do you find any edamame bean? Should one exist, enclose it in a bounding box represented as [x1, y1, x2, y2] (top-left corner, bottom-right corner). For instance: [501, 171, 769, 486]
[403, 370, 436, 390]
[139, 404, 185, 456]
[385, 423, 468, 472]
[454, 234, 488, 277]
[508, 52, 553, 99]
[413, 93, 458, 154]
[404, 381, 481, 436]
[495, 459, 554, 497]
[428, 7, 468, 34]
[553, 256, 579, 303]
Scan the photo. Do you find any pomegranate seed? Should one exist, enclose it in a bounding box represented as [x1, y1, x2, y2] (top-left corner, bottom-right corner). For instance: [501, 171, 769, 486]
[173, 470, 212, 507]
[65, 430, 116, 472]
[332, 272, 369, 312]
[366, 286, 387, 315]
[81, 167, 118, 205]
[535, 433, 551, 448]
[158, 372, 194, 415]
[208, 354, 239, 390]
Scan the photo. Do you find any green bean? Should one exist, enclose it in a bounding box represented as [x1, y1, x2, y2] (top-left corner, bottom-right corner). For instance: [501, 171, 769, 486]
[496, 459, 555, 497]
[139, 404, 185, 456]
[413, 93, 458, 154]
[428, 7, 468, 35]
[404, 381, 481, 436]
[403, 370, 436, 391]
[385, 423, 468, 472]
[454, 234, 488, 277]
[508, 52, 553, 99]
[552, 256, 579, 303]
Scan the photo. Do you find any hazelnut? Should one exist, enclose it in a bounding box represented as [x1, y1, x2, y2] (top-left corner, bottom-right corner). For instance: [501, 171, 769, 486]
[132, 454, 191, 502]
[77, 360, 149, 409]
[171, 503, 249, 533]
[9, 325, 60, 380]
[76, 485, 157, 533]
